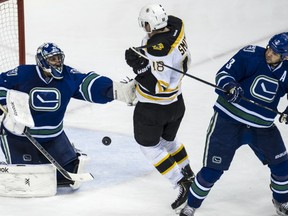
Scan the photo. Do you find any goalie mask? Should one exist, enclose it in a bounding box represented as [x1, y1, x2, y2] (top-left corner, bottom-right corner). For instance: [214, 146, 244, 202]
[138, 4, 168, 33]
[268, 32, 288, 61]
[36, 43, 65, 79]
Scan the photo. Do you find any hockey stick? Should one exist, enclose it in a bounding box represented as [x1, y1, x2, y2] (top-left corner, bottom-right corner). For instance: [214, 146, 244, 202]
[131, 47, 282, 115]
[0, 94, 93, 182]
[23, 130, 93, 182]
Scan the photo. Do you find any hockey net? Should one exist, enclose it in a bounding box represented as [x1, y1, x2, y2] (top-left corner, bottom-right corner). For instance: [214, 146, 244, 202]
[0, 0, 25, 72]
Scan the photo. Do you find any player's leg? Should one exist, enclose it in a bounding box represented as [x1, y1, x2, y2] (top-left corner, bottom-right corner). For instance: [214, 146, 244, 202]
[251, 125, 288, 215]
[162, 95, 194, 180]
[180, 112, 242, 215]
[134, 102, 181, 184]
[158, 96, 195, 209]
[0, 127, 47, 164]
[270, 160, 288, 216]
[134, 99, 192, 209]
[0, 128, 57, 197]
[41, 131, 89, 189]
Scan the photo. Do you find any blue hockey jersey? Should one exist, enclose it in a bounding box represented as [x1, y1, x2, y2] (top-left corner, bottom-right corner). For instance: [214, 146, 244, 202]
[214, 45, 288, 128]
[0, 65, 113, 140]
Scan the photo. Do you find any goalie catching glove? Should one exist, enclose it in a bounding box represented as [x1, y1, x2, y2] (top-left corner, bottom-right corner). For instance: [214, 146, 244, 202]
[2, 90, 34, 135]
[113, 78, 136, 105]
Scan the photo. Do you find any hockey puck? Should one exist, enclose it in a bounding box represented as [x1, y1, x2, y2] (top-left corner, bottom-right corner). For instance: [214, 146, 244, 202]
[102, 136, 111, 146]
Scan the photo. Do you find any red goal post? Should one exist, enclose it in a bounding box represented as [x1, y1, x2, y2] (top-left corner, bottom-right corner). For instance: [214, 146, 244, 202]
[0, 0, 25, 72]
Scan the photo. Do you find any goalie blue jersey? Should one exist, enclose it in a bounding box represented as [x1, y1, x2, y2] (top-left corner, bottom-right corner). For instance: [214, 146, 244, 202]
[0, 65, 113, 140]
[214, 45, 288, 128]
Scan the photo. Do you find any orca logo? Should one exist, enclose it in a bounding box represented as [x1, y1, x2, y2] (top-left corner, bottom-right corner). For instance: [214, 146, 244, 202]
[30, 88, 61, 111]
[250, 76, 278, 102]
[7, 68, 18, 76]
[23, 154, 32, 162]
[243, 45, 256, 53]
[212, 156, 222, 164]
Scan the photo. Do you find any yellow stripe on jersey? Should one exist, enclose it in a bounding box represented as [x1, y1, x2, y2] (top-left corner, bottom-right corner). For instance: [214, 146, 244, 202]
[136, 84, 178, 101]
[157, 80, 180, 93]
[169, 21, 185, 54]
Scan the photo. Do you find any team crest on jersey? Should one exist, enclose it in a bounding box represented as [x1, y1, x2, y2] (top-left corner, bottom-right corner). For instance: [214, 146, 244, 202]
[251, 75, 278, 102]
[243, 45, 256, 53]
[6, 68, 18, 76]
[30, 88, 61, 111]
[70, 68, 81, 74]
[152, 43, 165, 50]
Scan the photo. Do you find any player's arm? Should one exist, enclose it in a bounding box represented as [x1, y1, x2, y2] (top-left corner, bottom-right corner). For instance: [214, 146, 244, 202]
[215, 50, 248, 103]
[125, 39, 172, 94]
[73, 71, 136, 105]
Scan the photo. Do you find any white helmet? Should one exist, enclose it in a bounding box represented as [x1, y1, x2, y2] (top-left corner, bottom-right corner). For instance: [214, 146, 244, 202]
[138, 4, 168, 33]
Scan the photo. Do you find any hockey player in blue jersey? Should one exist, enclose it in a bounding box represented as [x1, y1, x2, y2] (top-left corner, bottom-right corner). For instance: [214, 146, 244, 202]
[180, 32, 288, 216]
[0, 42, 136, 189]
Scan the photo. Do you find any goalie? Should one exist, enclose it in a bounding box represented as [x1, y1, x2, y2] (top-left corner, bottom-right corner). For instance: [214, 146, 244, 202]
[0, 42, 136, 196]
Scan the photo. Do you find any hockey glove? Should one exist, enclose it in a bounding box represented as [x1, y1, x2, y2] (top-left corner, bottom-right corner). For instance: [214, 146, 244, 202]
[223, 81, 244, 103]
[125, 48, 151, 75]
[113, 79, 136, 106]
[279, 107, 288, 124]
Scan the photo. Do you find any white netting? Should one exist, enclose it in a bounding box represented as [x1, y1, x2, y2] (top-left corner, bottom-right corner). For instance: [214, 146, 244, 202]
[0, 0, 20, 72]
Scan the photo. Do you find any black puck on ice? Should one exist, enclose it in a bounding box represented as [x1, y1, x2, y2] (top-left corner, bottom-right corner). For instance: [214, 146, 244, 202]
[102, 136, 111, 146]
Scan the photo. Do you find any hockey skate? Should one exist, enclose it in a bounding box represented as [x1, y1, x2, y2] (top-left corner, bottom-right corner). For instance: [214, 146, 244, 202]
[171, 166, 194, 210]
[273, 199, 288, 216]
[182, 164, 195, 181]
[179, 204, 196, 216]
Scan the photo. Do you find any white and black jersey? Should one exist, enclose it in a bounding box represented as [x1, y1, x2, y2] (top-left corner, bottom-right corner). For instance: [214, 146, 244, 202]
[135, 16, 191, 105]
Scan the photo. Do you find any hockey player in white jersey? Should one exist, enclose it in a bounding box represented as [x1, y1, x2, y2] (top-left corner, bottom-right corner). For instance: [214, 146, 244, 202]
[0, 42, 136, 195]
[125, 4, 194, 210]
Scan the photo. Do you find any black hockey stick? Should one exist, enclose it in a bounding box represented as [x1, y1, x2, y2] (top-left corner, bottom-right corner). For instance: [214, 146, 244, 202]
[0, 105, 93, 182]
[130, 47, 282, 115]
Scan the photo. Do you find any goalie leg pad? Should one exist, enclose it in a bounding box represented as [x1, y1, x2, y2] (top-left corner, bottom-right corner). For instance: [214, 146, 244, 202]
[0, 164, 57, 197]
[70, 153, 90, 190]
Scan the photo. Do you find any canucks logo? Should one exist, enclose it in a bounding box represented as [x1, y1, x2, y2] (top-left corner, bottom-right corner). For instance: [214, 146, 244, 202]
[251, 75, 278, 102]
[30, 88, 61, 111]
[7, 68, 18, 76]
[152, 43, 165, 50]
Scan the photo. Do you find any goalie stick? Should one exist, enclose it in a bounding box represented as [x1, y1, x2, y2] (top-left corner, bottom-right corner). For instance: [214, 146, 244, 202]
[23, 130, 93, 182]
[130, 47, 282, 115]
[0, 90, 93, 182]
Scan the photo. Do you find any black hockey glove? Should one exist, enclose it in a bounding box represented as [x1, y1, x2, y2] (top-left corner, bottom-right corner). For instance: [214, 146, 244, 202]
[223, 81, 244, 103]
[125, 48, 151, 75]
[279, 107, 288, 124]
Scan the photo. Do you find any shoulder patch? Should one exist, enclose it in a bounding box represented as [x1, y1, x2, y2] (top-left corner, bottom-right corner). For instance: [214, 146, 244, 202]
[151, 43, 165, 51]
[243, 45, 256, 53]
[69, 68, 81, 74]
[7, 67, 18, 76]
[147, 40, 170, 56]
